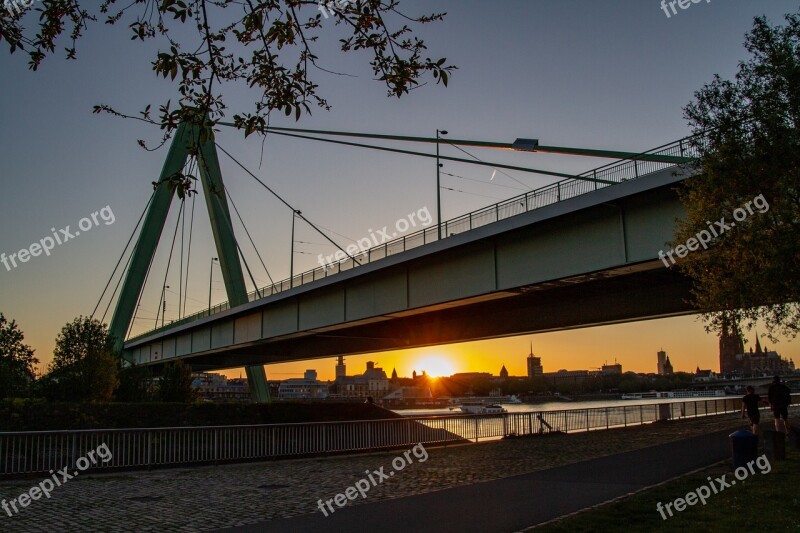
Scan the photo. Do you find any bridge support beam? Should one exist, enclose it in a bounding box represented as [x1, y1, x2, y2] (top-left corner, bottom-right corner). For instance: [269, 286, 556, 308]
[109, 117, 271, 403]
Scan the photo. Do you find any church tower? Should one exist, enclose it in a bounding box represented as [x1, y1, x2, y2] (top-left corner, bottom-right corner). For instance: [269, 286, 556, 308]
[719, 319, 744, 374]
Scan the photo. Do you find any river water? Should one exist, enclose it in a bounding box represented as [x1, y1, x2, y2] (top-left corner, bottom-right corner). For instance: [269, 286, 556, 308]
[392, 396, 742, 440]
[392, 396, 733, 417]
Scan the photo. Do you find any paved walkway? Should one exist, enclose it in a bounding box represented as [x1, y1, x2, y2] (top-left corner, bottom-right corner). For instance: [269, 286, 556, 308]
[233, 429, 733, 533]
[0, 411, 781, 532]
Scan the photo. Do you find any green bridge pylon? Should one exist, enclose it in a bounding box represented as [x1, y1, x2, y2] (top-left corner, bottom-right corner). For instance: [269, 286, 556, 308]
[108, 118, 271, 403]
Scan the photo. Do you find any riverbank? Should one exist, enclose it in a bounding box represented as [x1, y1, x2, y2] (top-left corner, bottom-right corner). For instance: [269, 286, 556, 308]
[536, 438, 799, 532]
[2, 408, 790, 531]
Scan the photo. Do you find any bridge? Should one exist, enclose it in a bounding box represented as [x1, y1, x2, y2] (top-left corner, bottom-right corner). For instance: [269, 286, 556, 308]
[103, 122, 702, 403]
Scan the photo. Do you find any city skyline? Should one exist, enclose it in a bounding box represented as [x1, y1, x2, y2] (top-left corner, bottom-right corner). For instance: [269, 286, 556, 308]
[242, 315, 798, 382]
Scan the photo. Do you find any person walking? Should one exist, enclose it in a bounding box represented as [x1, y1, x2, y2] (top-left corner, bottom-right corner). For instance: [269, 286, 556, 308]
[767, 376, 792, 434]
[741, 385, 764, 435]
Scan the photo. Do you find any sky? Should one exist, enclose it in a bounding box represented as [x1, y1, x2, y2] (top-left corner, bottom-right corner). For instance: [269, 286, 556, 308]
[1, 0, 798, 382]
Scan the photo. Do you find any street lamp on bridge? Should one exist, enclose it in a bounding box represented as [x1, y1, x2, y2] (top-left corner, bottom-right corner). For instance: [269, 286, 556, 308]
[290, 210, 301, 288]
[208, 257, 218, 313]
[436, 129, 448, 240]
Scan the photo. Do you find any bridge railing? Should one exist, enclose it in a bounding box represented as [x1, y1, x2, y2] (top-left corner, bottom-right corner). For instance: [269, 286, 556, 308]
[127, 135, 702, 342]
[3, 395, 784, 479]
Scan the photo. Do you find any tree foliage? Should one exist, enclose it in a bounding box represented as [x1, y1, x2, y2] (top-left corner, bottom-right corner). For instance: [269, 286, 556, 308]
[0, 0, 455, 138]
[46, 316, 119, 402]
[157, 360, 197, 403]
[676, 11, 800, 340]
[0, 313, 38, 398]
[115, 363, 155, 402]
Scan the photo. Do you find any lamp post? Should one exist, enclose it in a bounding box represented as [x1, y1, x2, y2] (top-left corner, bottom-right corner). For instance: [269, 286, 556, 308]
[208, 257, 218, 314]
[160, 285, 170, 328]
[290, 210, 301, 288]
[436, 129, 448, 240]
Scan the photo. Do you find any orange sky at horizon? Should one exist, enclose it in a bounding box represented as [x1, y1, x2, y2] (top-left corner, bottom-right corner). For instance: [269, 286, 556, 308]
[217, 314, 799, 382]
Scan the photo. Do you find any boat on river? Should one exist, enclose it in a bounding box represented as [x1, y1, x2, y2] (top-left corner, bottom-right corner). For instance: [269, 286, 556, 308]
[621, 389, 726, 400]
[459, 403, 508, 414]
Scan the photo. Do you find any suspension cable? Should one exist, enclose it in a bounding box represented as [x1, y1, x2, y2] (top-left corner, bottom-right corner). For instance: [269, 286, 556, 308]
[261, 130, 611, 184]
[183, 188, 197, 317]
[154, 200, 184, 328]
[215, 142, 363, 264]
[225, 187, 275, 287]
[91, 190, 155, 319]
[445, 141, 533, 191]
[179, 195, 185, 320]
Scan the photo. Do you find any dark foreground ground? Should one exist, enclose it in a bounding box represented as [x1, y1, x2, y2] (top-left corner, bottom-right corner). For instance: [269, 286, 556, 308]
[0, 409, 795, 532]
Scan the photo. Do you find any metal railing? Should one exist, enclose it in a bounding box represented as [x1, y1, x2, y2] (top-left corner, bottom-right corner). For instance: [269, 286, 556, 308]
[2, 395, 777, 478]
[128, 135, 702, 342]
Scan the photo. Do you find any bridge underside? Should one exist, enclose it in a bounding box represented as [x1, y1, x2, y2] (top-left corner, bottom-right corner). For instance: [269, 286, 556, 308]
[184, 263, 695, 370]
[124, 166, 699, 372]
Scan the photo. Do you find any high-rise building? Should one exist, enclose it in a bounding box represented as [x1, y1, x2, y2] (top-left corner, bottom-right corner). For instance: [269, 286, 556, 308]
[657, 350, 667, 375]
[719, 320, 744, 374]
[527, 343, 543, 378]
[335, 355, 346, 379]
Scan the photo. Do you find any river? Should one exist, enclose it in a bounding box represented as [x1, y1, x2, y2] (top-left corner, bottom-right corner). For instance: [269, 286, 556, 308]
[392, 396, 738, 417]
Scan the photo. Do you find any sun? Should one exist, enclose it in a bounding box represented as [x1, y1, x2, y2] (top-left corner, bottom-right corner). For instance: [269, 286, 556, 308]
[414, 355, 456, 378]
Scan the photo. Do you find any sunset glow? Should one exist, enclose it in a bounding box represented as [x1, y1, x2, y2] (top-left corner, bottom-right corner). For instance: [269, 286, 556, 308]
[413, 355, 456, 378]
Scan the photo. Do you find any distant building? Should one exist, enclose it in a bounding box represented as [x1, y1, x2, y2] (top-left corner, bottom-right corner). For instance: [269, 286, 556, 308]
[278, 369, 329, 400]
[499, 365, 509, 378]
[657, 350, 667, 375]
[719, 322, 795, 376]
[663, 356, 674, 375]
[527, 344, 543, 378]
[335, 355, 347, 379]
[542, 369, 590, 385]
[192, 373, 250, 402]
[451, 372, 492, 380]
[694, 367, 717, 382]
[332, 361, 389, 399]
[601, 362, 622, 375]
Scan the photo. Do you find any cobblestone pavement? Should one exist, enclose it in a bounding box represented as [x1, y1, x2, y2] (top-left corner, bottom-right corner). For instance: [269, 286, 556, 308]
[0, 411, 789, 532]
